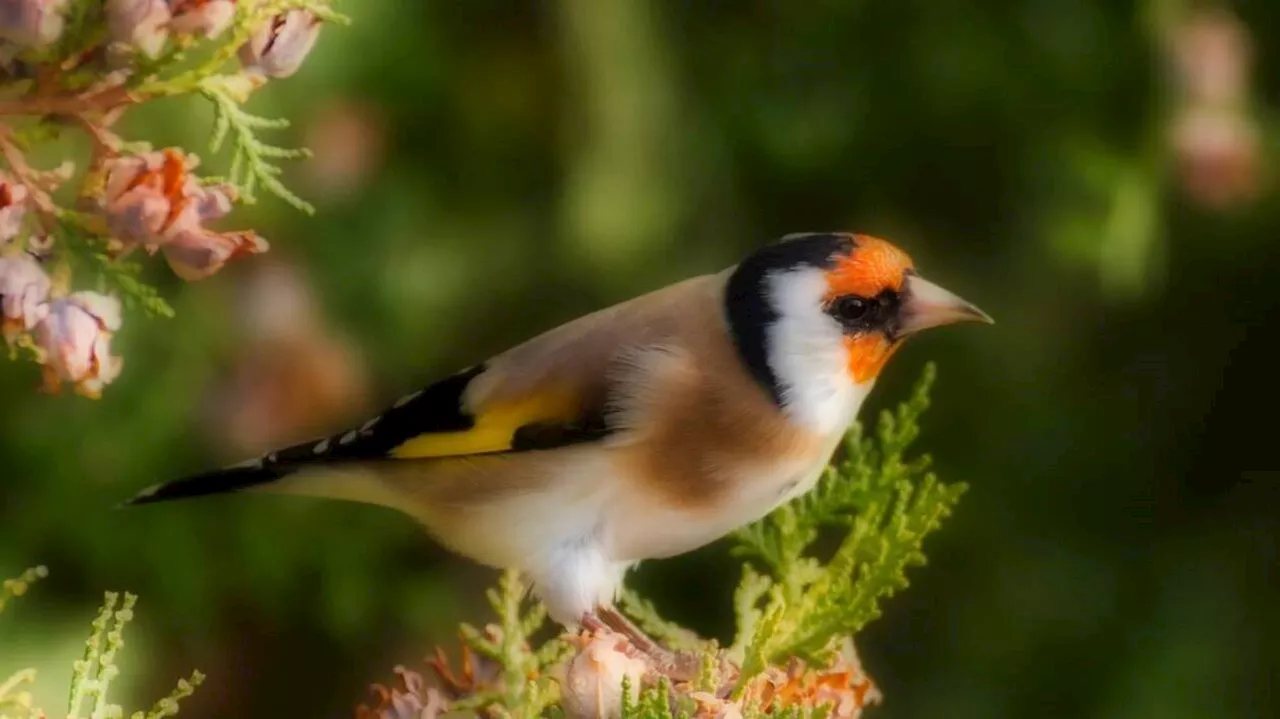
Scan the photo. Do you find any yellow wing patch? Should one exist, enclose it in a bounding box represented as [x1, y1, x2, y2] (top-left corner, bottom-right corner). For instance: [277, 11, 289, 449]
[389, 390, 580, 459]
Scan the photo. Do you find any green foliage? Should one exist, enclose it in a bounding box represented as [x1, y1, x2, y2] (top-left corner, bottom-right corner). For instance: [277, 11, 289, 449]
[0, 569, 202, 719]
[620, 676, 678, 719]
[454, 569, 570, 718]
[54, 219, 176, 319]
[174, 1, 350, 213]
[203, 78, 314, 213]
[96, 260, 177, 320]
[1, 568, 49, 716]
[731, 363, 966, 679]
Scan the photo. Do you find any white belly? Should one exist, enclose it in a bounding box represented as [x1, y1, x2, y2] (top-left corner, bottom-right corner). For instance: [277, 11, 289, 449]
[407, 437, 840, 625]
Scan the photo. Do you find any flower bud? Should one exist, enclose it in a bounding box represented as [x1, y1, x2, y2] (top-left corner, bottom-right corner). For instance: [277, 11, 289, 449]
[238, 10, 321, 79]
[34, 291, 124, 398]
[163, 228, 267, 281]
[169, 0, 237, 39]
[99, 148, 236, 248]
[560, 633, 651, 719]
[0, 252, 50, 343]
[105, 0, 171, 58]
[0, 0, 68, 50]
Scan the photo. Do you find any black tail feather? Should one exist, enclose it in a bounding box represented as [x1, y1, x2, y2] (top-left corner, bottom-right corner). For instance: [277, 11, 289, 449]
[123, 460, 288, 507]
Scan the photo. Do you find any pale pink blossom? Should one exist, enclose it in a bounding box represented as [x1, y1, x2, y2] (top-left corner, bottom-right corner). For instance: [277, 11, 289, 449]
[34, 291, 124, 398]
[169, 0, 237, 39]
[1, 172, 29, 242]
[0, 0, 68, 50]
[0, 252, 50, 343]
[99, 148, 237, 242]
[238, 10, 321, 79]
[559, 633, 652, 719]
[99, 148, 265, 279]
[163, 228, 267, 281]
[105, 0, 171, 58]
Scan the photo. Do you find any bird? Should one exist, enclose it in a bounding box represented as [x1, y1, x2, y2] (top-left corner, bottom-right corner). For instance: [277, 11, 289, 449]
[125, 231, 991, 658]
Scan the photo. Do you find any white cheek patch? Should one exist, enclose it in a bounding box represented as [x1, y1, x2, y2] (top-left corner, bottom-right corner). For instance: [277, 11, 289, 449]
[764, 268, 868, 435]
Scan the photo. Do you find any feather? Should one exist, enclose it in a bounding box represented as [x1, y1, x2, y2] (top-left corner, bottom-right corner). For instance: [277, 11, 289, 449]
[122, 457, 286, 506]
[124, 274, 727, 507]
[389, 387, 582, 458]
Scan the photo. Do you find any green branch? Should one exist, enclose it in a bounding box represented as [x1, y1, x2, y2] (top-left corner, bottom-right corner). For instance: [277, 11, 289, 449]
[202, 78, 314, 213]
[730, 363, 967, 685]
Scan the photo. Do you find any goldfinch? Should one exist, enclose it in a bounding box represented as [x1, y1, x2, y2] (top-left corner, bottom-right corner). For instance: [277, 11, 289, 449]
[127, 232, 991, 638]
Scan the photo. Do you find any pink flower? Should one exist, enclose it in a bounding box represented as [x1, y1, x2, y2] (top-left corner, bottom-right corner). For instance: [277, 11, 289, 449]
[238, 10, 321, 79]
[105, 0, 171, 58]
[163, 228, 267, 281]
[99, 148, 264, 279]
[100, 149, 236, 247]
[34, 291, 124, 398]
[0, 0, 68, 50]
[0, 252, 50, 343]
[169, 0, 237, 39]
[559, 633, 652, 719]
[1, 172, 29, 242]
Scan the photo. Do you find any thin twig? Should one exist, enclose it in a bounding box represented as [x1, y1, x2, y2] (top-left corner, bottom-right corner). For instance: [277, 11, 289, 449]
[0, 84, 135, 118]
[73, 115, 122, 167]
[0, 124, 76, 242]
[0, 126, 58, 217]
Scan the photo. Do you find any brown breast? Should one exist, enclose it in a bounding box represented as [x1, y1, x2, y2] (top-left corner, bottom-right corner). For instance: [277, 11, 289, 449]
[613, 282, 826, 510]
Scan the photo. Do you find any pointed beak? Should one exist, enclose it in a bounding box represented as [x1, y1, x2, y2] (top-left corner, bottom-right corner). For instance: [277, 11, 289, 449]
[895, 273, 994, 337]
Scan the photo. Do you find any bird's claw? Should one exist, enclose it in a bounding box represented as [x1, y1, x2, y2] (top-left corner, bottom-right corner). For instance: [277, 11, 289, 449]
[577, 607, 699, 682]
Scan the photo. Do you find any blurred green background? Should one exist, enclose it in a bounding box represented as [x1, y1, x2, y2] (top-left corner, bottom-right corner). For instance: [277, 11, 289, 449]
[2, 0, 1277, 717]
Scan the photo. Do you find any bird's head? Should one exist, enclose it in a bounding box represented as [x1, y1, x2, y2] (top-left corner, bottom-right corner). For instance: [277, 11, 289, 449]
[726, 232, 992, 430]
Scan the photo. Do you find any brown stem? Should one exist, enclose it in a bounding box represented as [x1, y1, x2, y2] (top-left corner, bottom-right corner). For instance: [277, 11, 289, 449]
[0, 85, 136, 118]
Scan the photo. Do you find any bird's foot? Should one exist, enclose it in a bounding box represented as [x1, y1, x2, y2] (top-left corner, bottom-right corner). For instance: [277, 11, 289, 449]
[579, 611, 608, 634]
[579, 605, 698, 683]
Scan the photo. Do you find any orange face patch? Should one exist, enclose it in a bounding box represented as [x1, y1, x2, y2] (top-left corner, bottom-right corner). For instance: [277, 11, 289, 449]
[844, 333, 902, 384]
[823, 235, 914, 301]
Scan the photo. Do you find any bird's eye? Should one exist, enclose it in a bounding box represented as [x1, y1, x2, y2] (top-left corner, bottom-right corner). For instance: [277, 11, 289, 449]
[835, 297, 870, 322]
